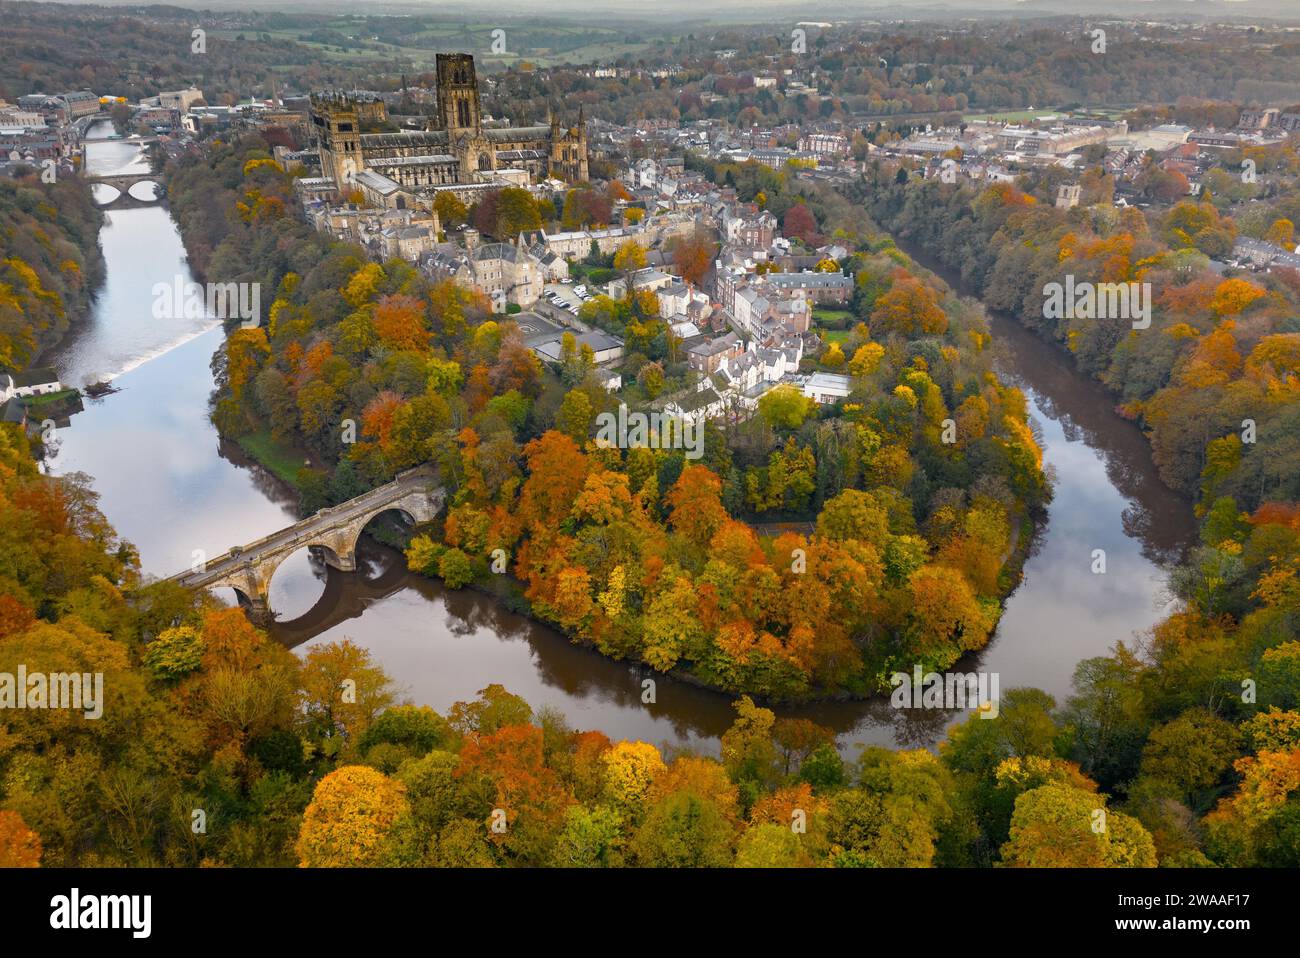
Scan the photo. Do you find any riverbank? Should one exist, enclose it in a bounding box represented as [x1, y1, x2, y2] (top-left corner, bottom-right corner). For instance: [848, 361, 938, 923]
[404, 495, 1040, 707]
[3, 178, 107, 377]
[236, 427, 311, 490]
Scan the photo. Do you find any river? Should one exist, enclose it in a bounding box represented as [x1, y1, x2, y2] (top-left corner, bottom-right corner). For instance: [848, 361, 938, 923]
[42, 125, 1198, 756]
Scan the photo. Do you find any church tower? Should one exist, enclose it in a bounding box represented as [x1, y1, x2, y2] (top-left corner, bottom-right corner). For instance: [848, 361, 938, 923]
[548, 103, 589, 182]
[310, 93, 363, 188]
[436, 53, 482, 133]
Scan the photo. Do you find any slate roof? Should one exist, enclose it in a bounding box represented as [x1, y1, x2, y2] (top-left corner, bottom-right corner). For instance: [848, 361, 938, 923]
[471, 242, 530, 264]
[484, 126, 549, 143]
[360, 131, 450, 150]
[12, 366, 58, 388]
[370, 153, 458, 167]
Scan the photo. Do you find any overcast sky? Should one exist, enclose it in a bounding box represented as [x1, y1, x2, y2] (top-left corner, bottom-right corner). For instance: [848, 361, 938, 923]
[38, 0, 1300, 20]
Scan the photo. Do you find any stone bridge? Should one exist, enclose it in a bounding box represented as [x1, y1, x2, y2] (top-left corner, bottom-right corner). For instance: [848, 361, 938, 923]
[167, 464, 445, 622]
[85, 171, 163, 209]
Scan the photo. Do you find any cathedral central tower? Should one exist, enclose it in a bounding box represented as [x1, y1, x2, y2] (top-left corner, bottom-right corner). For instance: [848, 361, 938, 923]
[435, 53, 482, 134]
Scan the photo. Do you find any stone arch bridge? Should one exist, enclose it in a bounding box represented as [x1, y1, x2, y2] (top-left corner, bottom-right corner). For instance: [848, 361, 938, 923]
[85, 172, 163, 209]
[167, 465, 445, 622]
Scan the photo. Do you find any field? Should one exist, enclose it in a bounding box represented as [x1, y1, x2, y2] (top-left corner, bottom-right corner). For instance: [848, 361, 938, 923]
[814, 306, 855, 346]
[210, 21, 660, 71]
[236, 427, 311, 488]
[962, 108, 1068, 123]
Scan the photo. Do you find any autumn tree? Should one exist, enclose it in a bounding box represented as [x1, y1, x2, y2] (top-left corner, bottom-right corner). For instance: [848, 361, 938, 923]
[783, 202, 818, 244]
[665, 465, 729, 547]
[0, 810, 42, 867]
[296, 766, 410, 867]
[1001, 783, 1156, 867]
[434, 192, 468, 228]
[870, 277, 948, 338]
[669, 231, 713, 287]
[613, 240, 647, 273]
[298, 640, 397, 756]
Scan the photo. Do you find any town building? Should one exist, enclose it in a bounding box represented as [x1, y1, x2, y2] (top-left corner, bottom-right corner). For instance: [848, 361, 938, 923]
[424, 232, 546, 310]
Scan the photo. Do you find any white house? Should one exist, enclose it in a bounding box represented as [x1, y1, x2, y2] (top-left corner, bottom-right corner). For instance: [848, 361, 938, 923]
[0, 367, 62, 401]
[663, 386, 728, 428]
[658, 281, 693, 320]
[802, 371, 852, 404]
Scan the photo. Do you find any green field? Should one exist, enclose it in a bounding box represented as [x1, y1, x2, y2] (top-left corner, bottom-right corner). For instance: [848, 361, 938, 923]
[22, 387, 79, 407]
[237, 428, 310, 488]
[963, 108, 1067, 123]
[212, 23, 658, 71]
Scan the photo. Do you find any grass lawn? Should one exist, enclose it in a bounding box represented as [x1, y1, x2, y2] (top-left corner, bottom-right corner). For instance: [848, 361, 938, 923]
[23, 388, 79, 407]
[237, 428, 309, 489]
[814, 307, 854, 325]
[820, 329, 851, 345]
[963, 108, 1065, 123]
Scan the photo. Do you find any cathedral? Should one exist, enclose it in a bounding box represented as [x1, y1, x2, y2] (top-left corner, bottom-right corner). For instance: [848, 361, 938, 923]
[310, 53, 588, 200]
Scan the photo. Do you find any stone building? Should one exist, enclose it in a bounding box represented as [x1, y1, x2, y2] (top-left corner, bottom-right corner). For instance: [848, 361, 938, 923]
[311, 53, 587, 198]
[424, 232, 546, 310]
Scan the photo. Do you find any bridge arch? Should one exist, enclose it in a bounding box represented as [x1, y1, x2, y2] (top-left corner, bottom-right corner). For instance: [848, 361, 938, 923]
[166, 466, 445, 623]
[86, 173, 164, 209]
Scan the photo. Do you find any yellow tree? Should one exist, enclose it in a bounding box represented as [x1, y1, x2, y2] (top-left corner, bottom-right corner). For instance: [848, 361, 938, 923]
[1209, 278, 1265, 317]
[613, 240, 647, 273]
[298, 639, 397, 755]
[224, 327, 270, 402]
[1001, 783, 1157, 867]
[1265, 218, 1295, 249]
[296, 765, 410, 867]
[601, 741, 667, 813]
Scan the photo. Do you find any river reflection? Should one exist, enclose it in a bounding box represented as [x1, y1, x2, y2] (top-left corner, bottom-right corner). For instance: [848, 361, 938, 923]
[44, 158, 1199, 757]
[276, 537, 952, 754]
[45, 122, 213, 389]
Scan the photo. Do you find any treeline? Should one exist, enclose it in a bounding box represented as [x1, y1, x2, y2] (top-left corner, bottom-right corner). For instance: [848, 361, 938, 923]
[0, 173, 104, 373]
[487, 22, 1300, 130]
[0, 3, 379, 106]
[850, 166, 1300, 866]
[861, 170, 1300, 513]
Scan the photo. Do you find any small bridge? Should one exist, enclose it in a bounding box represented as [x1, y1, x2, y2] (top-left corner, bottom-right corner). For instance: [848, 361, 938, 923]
[167, 464, 445, 622]
[84, 172, 163, 209]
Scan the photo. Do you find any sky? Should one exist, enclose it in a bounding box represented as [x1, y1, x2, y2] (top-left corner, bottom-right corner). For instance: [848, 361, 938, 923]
[37, 0, 1300, 19]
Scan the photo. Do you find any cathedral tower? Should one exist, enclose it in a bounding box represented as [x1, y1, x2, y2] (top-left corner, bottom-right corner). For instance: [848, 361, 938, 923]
[436, 53, 482, 133]
[310, 93, 363, 187]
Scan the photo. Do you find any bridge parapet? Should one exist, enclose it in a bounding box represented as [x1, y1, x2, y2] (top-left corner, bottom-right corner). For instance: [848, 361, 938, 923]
[167, 465, 444, 621]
